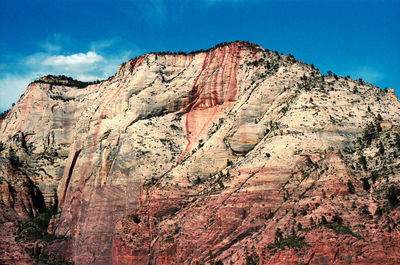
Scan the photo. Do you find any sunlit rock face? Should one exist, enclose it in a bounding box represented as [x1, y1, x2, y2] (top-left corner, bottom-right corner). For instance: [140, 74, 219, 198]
[1, 41, 400, 264]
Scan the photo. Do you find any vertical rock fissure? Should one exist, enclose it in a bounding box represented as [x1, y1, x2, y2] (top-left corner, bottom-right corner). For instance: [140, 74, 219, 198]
[61, 149, 81, 205]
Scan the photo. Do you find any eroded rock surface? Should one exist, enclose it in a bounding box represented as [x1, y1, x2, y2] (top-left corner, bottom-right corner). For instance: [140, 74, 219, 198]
[1, 41, 399, 264]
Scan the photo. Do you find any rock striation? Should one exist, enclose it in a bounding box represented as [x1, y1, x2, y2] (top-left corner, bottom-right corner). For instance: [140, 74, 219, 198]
[0, 41, 399, 264]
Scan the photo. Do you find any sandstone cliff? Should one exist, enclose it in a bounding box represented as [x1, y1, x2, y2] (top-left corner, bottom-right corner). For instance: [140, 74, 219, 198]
[0, 41, 399, 264]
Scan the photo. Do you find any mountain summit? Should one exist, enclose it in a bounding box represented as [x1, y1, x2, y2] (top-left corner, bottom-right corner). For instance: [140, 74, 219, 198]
[1, 41, 399, 264]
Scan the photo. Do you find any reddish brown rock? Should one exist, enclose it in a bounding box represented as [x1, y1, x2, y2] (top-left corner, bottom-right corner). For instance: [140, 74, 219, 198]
[113, 152, 400, 264]
[0, 222, 32, 265]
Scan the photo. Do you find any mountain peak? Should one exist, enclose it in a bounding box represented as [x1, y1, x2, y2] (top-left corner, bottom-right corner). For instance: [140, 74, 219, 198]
[147, 40, 262, 57]
[0, 42, 399, 265]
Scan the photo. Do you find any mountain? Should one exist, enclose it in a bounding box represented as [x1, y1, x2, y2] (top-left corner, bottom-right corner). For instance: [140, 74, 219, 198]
[0, 41, 399, 264]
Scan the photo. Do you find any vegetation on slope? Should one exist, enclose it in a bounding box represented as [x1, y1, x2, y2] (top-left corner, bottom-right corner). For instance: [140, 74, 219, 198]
[16, 193, 73, 265]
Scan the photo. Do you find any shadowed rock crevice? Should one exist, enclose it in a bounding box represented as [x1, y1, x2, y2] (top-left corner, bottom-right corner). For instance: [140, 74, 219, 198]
[61, 149, 81, 205]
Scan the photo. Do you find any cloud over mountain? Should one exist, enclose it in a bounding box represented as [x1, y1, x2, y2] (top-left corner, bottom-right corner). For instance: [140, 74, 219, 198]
[42, 51, 103, 67]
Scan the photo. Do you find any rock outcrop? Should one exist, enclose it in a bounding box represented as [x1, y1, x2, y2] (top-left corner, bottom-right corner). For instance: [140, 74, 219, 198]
[0, 41, 399, 264]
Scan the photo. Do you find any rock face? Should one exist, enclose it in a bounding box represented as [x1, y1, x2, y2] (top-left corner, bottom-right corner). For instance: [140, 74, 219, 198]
[0, 157, 45, 265]
[1, 41, 400, 264]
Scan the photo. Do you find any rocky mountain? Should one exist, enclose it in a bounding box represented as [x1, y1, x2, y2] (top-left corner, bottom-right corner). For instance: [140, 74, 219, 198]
[0, 41, 399, 264]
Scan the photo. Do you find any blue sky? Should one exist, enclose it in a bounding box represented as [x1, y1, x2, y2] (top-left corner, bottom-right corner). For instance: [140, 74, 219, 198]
[1, 0, 399, 111]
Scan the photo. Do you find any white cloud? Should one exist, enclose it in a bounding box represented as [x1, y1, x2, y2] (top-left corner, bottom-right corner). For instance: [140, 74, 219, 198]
[77, 74, 104, 82]
[0, 35, 143, 111]
[42, 51, 103, 67]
